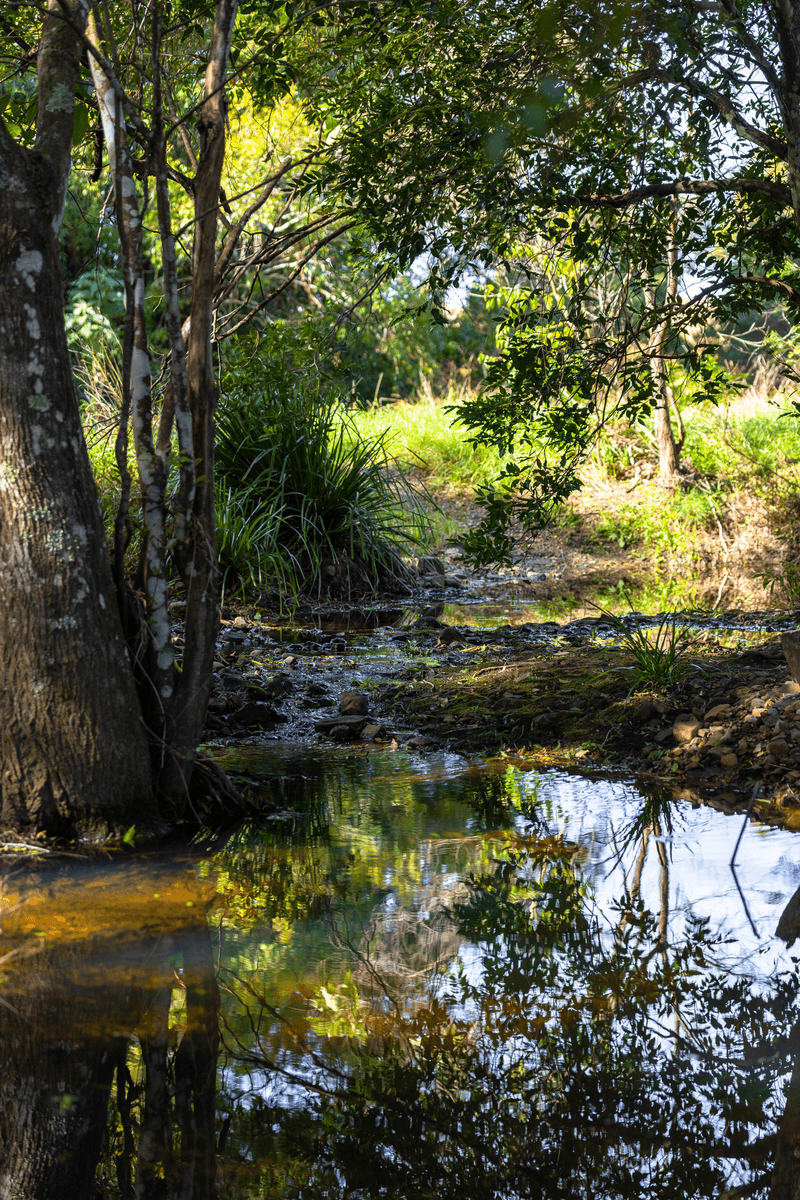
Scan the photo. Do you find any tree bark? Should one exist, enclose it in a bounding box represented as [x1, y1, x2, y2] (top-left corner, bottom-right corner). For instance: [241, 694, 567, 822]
[158, 0, 239, 813]
[0, 2, 155, 835]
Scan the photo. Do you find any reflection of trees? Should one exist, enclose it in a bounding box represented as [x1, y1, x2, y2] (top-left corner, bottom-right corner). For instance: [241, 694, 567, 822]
[220, 826, 800, 1200]
[0, 857, 219, 1200]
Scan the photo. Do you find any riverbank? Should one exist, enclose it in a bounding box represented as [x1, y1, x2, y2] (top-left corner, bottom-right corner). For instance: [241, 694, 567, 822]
[204, 598, 800, 831]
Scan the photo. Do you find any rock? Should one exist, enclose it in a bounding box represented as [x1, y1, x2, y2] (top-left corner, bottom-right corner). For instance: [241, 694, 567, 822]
[768, 737, 790, 760]
[360, 722, 386, 740]
[221, 633, 248, 655]
[306, 682, 329, 698]
[705, 703, 732, 721]
[777, 881, 800, 945]
[281, 654, 298, 666]
[417, 556, 445, 580]
[628, 697, 655, 724]
[720, 753, 738, 769]
[407, 735, 433, 748]
[339, 691, 369, 716]
[235, 702, 287, 726]
[412, 615, 445, 630]
[437, 628, 467, 648]
[232, 616, 249, 630]
[673, 713, 701, 744]
[781, 631, 800, 683]
[220, 670, 246, 688]
[653, 698, 673, 715]
[315, 714, 369, 735]
[207, 695, 229, 715]
[264, 674, 294, 698]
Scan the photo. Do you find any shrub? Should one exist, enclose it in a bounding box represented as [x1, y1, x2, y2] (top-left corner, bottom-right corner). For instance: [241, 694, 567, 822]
[216, 336, 432, 598]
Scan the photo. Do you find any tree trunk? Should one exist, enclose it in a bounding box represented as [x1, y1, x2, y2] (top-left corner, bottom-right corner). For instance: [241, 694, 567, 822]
[157, 0, 239, 813]
[0, 125, 156, 834]
[653, 382, 682, 487]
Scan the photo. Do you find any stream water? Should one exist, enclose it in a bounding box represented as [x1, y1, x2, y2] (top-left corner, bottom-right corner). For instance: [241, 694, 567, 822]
[2, 605, 800, 1197]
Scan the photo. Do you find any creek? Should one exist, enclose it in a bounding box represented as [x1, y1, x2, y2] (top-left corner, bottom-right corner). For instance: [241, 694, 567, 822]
[2, 602, 800, 1198]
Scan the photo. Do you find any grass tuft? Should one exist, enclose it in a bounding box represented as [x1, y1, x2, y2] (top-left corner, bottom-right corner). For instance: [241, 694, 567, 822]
[592, 603, 691, 692]
[215, 381, 432, 598]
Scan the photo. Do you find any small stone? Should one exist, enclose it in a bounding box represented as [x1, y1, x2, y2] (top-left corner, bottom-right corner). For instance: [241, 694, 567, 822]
[705, 703, 732, 721]
[281, 655, 298, 666]
[673, 714, 701, 744]
[264, 674, 294, 698]
[720, 753, 738, 769]
[769, 737, 790, 760]
[232, 616, 249, 630]
[315, 714, 369, 735]
[360, 723, 386, 741]
[437, 627, 468, 648]
[339, 691, 370, 716]
[417, 556, 445, 580]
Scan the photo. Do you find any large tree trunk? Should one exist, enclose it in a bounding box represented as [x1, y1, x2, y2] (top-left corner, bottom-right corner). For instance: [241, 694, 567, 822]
[0, 7, 155, 836]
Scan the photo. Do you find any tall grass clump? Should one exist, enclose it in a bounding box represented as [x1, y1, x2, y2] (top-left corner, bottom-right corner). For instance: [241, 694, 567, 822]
[593, 604, 692, 692]
[217, 338, 432, 598]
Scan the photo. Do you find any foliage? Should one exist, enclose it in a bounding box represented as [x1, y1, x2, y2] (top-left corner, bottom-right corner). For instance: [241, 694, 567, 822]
[332, 283, 496, 405]
[756, 560, 800, 608]
[289, 0, 800, 563]
[347, 376, 506, 492]
[64, 266, 124, 358]
[215, 333, 432, 597]
[592, 603, 692, 692]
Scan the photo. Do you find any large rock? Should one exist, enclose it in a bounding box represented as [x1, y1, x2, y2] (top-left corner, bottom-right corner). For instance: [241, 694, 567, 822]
[672, 713, 700, 744]
[339, 691, 369, 716]
[235, 702, 287, 727]
[315, 714, 369, 736]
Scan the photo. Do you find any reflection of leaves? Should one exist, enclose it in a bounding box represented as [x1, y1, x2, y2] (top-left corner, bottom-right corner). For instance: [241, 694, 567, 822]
[241, 834, 799, 1199]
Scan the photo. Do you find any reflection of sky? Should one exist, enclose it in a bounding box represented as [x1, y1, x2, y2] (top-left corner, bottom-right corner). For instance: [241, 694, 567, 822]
[525, 769, 798, 974]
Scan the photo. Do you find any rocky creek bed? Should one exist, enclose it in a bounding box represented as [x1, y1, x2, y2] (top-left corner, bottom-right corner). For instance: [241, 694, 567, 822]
[196, 592, 800, 832]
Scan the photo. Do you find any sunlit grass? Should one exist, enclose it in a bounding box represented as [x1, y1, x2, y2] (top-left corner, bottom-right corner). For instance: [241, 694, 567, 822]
[348, 377, 505, 492]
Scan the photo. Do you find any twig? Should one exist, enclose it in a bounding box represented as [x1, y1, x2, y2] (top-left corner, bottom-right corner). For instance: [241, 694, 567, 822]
[715, 572, 729, 608]
[729, 781, 762, 938]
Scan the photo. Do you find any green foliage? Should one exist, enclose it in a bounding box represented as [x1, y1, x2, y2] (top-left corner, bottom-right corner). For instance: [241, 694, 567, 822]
[593, 604, 692, 692]
[64, 267, 124, 357]
[332, 282, 495, 405]
[757, 560, 800, 607]
[216, 333, 432, 597]
[590, 489, 716, 554]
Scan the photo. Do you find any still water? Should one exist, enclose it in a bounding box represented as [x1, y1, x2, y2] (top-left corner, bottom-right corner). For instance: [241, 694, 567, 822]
[1, 746, 799, 1199]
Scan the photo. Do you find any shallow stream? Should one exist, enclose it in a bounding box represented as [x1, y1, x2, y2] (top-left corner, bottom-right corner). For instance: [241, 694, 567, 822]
[2, 731, 800, 1197]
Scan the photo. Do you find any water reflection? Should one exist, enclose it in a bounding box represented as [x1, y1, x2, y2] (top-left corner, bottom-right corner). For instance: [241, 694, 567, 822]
[1, 760, 799, 1197]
